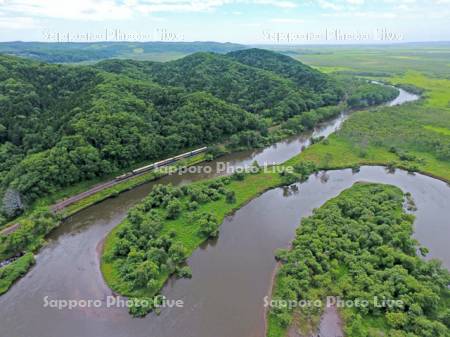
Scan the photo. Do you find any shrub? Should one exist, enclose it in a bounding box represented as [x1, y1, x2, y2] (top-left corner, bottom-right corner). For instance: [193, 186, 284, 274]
[232, 171, 246, 181]
[187, 201, 199, 211]
[176, 266, 192, 279]
[225, 191, 236, 204]
[197, 213, 220, 238]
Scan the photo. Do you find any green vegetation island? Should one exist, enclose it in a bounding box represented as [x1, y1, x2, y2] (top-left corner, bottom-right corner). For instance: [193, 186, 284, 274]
[267, 183, 450, 337]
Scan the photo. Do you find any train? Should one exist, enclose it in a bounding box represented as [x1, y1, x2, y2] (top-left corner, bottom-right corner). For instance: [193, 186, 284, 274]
[114, 147, 208, 181]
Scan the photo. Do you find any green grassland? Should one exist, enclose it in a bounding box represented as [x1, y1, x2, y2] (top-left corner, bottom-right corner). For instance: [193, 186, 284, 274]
[0, 253, 35, 295]
[285, 102, 450, 182]
[390, 71, 450, 108]
[290, 44, 450, 77]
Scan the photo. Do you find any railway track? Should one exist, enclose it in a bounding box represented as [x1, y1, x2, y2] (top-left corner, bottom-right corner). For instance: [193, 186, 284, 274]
[51, 147, 207, 213]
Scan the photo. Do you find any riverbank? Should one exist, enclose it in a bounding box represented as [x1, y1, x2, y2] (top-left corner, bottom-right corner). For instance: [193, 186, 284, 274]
[0, 253, 35, 295]
[285, 114, 450, 184]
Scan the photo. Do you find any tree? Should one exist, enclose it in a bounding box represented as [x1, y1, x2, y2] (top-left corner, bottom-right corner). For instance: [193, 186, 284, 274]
[198, 213, 219, 238]
[2, 188, 24, 217]
[166, 199, 182, 220]
[168, 242, 187, 265]
[0, 123, 6, 141]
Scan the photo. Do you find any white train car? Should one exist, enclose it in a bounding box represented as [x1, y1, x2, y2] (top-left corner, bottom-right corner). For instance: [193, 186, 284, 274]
[115, 147, 208, 181]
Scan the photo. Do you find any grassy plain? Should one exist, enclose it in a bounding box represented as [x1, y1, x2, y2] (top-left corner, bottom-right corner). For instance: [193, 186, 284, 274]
[283, 45, 450, 183]
[288, 43, 450, 77]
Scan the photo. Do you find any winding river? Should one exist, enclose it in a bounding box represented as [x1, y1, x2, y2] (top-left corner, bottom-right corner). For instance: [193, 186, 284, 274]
[2, 88, 447, 337]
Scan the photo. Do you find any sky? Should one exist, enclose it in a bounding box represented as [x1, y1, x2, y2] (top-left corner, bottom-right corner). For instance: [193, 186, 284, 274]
[0, 0, 449, 44]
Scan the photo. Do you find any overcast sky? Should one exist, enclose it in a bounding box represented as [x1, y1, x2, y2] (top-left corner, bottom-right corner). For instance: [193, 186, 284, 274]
[0, 0, 449, 43]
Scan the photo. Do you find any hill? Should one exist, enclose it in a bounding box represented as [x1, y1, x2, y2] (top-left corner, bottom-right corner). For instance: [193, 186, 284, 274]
[0, 54, 262, 217]
[0, 49, 344, 220]
[96, 49, 343, 119]
[227, 48, 331, 91]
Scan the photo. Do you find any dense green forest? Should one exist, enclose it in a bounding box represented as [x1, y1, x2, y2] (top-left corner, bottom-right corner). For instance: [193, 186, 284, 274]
[268, 183, 450, 337]
[0, 49, 347, 221]
[95, 48, 343, 118]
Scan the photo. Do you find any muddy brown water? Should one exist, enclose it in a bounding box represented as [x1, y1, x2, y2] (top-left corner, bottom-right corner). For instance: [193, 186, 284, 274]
[2, 89, 445, 337]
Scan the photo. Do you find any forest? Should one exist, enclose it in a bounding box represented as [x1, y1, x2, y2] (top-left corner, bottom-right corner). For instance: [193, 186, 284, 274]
[1, 48, 395, 224]
[268, 183, 450, 337]
[0, 49, 345, 220]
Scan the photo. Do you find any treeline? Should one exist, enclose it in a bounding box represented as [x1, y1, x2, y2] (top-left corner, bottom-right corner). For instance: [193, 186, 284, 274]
[268, 183, 450, 337]
[0, 49, 343, 221]
[338, 77, 400, 108]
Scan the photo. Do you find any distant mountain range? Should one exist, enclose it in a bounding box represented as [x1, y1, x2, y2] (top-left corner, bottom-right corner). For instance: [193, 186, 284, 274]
[0, 41, 247, 63]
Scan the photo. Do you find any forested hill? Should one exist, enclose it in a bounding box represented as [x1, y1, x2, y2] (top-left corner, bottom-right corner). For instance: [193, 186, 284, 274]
[0, 49, 342, 220]
[227, 48, 330, 91]
[96, 49, 343, 118]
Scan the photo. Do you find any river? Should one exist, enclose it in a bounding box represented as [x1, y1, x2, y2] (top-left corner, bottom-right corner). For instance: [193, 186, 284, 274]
[2, 88, 444, 337]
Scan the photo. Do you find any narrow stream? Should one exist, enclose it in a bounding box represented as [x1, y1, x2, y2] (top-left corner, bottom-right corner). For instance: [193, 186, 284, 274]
[1, 89, 440, 337]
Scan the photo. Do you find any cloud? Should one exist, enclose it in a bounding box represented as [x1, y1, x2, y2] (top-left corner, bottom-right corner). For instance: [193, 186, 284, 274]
[269, 18, 304, 23]
[0, 0, 300, 21]
[1, 0, 134, 20]
[252, 0, 297, 8]
[0, 16, 41, 29]
[318, 0, 343, 11]
[128, 0, 234, 14]
[323, 10, 398, 19]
